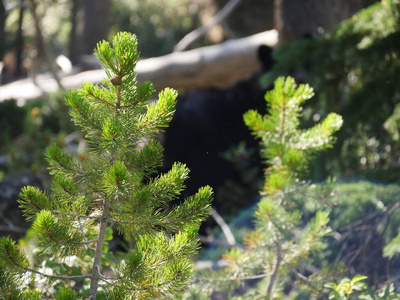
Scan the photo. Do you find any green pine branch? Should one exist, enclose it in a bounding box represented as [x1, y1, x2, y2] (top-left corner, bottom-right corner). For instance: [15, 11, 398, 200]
[0, 32, 212, 299]
[244, 76, 343, 194]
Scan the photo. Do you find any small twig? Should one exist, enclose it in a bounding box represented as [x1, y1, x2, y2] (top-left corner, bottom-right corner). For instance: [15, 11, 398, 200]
[78, 217, 96, 251]
[25, 265, 92, 280]
[30, 268, 92, 280]
[53, 211, 102, 220]
[198, 234, 236, 247]
[88, 202, 109, 298]
[210, 207, 236, 246]
[193, 272, 273, 282]
[4, 243, 93, 281]
[292, 268, 321, 292]
[293, 269, 309, 282]
[174, 0, 242, 52]
[380, 201, 400, 238]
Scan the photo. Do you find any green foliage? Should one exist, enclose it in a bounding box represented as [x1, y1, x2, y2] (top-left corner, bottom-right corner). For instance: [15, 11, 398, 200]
[261, 1, 400, 182]
[0, 92, 78, 181]
[325, 275, 368, 300]
[55, 287, 78, 300]
[0, 236, 29, 272]
[188, 77, 342, 299]
[186, 177, 400, 299]
[0, 32, 212, 298]
[324, 275, 400, 300]
[244, 77, 342, 193]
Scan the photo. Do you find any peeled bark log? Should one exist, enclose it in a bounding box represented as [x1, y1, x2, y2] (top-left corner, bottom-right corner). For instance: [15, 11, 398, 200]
[137, 30, 278, 90]
[0, 30, 278, 102]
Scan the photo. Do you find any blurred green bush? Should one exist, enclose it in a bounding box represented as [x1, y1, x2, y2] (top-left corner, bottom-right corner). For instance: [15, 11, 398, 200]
[0, 92, 78, 180]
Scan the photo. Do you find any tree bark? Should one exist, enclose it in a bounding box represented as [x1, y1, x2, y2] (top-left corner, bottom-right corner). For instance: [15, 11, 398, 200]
[15, 4, 24, 78]
[266, 242, 282, 299]
[69, 0, 84, 65]
[0, 1, 5, 61]
[83, 0, 111, 55]
[29, 0, 64, 89]
[88, 203, 109, 299]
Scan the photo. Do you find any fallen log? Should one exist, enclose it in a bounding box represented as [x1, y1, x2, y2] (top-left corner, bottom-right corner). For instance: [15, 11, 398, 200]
[0, 30, 278, 102]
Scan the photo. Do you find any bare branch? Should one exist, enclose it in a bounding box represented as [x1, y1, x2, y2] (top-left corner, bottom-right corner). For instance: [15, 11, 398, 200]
[174, 0, 242, 52]
[198, 235, 233, 247]
[210, 207, 236, 246]
[28, 0, 64, 90]
[193, 272, 273, 282]
[78, 217, 96, 251]
[28, 267, 92, 280]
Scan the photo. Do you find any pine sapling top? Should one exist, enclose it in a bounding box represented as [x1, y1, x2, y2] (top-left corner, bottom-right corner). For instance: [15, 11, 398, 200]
[191, 77, 343, 299]
[0, 32, 212, 299]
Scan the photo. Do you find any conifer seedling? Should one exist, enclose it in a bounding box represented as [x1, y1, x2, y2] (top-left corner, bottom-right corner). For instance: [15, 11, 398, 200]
[191, 77, 343, 299]
[0, 32, 212, 299]
[240, 77, 343, 298]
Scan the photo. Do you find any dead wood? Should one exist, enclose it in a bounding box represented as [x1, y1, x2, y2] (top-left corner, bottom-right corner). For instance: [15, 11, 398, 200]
[0, 30, 278, 102]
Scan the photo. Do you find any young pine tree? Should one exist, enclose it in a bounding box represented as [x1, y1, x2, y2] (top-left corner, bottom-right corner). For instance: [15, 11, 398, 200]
[239, 77, 343, 298]
[0, 32, 212, 299]
[192, 77, 343, 299]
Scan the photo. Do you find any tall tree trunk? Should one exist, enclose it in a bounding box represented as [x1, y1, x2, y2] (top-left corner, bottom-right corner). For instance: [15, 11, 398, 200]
[69, 0, 84, 65]
[15, 4, 25, 78]
[83, 0, 111, 55]
[69, 0, 111, 65]
[0, 1, 5, 61]
[29, 0, 63, 89]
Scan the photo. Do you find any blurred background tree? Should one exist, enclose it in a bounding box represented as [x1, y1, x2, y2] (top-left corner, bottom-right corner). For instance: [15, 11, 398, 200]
[262, 0, 400, 183]
[69, 0, 111, 64]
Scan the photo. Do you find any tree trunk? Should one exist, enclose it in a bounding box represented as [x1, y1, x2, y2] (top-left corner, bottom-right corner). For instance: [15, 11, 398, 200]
[83, 0, 111, 55]
[88, 204, 109, 299]
[15, 4, 25, 78]
[69, 0, 84, 65]
[0, 1, 5, 61]
[69, 0, 111, 64]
